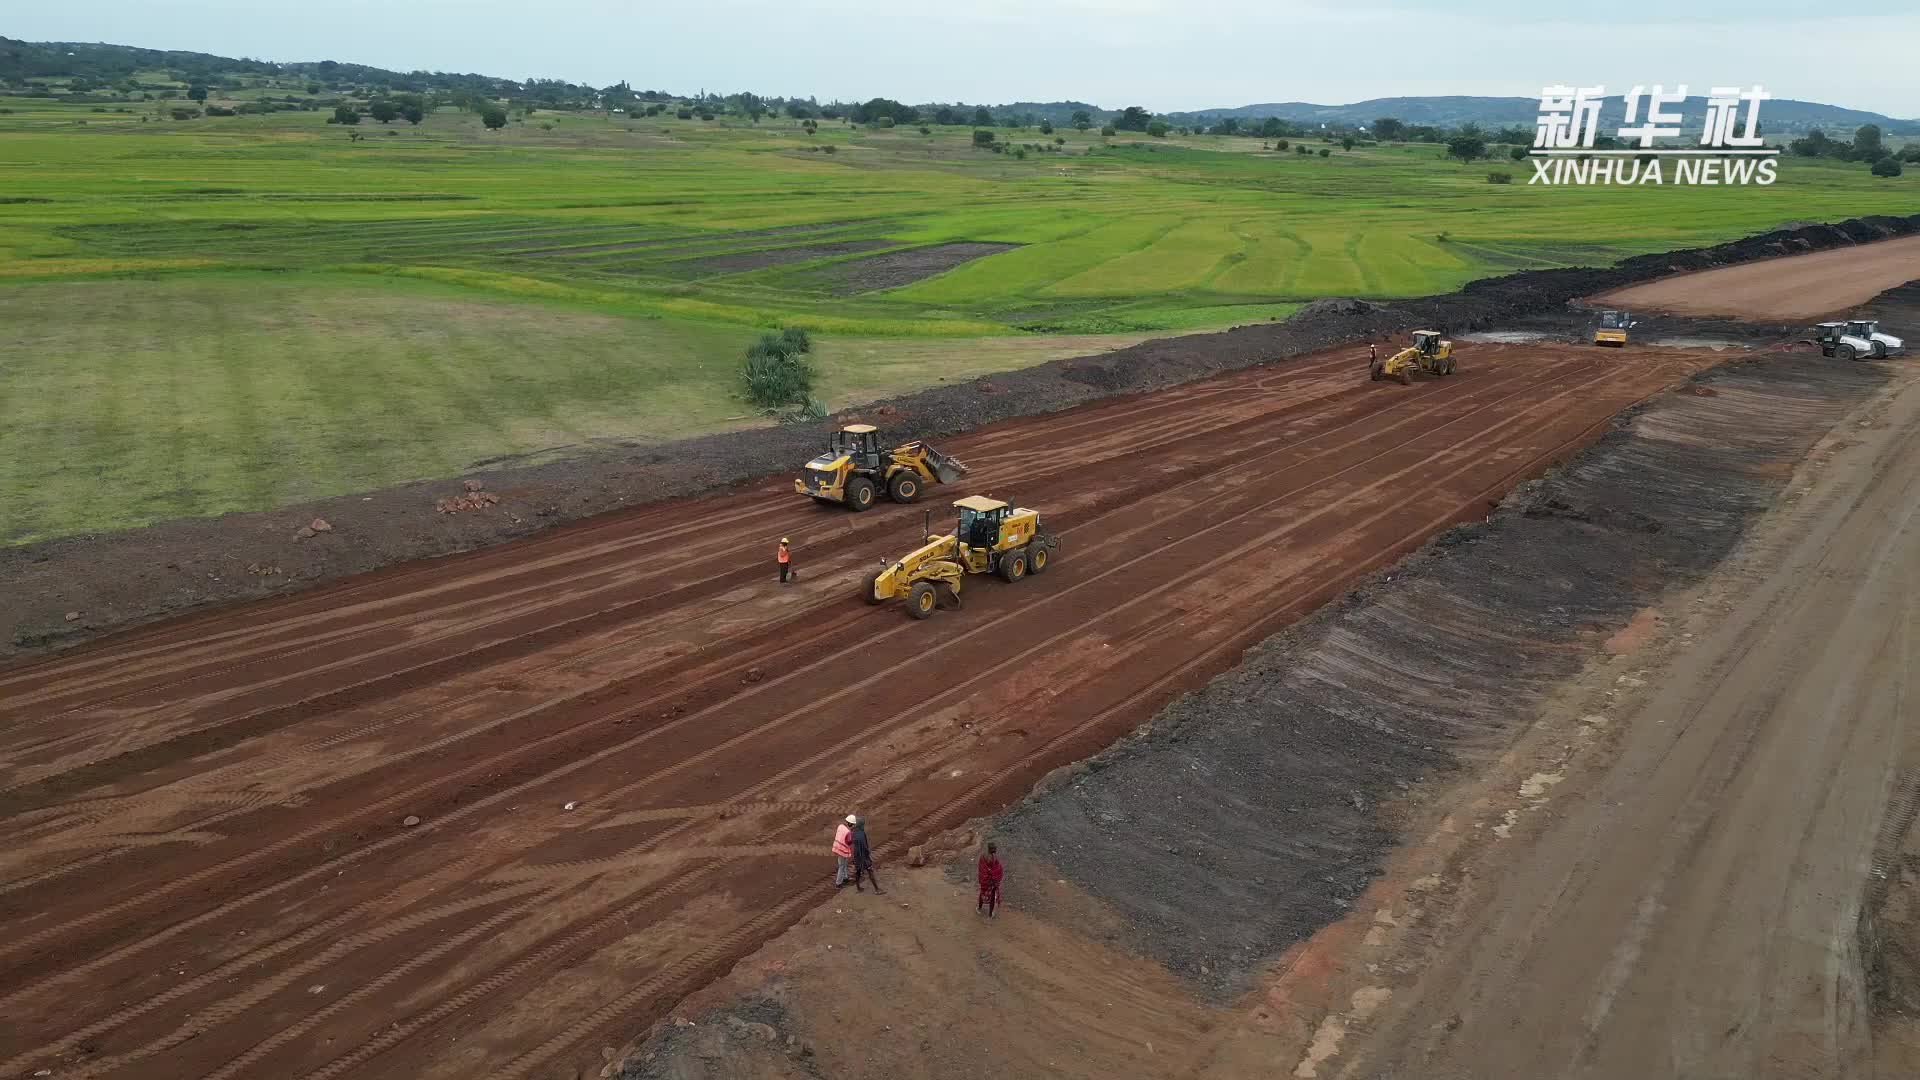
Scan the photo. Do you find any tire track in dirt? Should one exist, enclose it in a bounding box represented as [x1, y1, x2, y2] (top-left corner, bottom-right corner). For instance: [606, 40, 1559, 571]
[0, 342, 1723, 1080]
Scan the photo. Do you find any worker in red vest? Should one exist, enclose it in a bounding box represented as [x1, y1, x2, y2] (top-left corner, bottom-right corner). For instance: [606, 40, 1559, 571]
[977, 842, 1004, 917]
[777, 537, 793, 584]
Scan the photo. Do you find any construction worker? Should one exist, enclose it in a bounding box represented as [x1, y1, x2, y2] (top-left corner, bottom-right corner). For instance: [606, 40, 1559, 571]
[851, 816, 882, 894]
[977, 842, 1004, 917]
[777, 537, 793, 584]
[833, 813, 855, 886]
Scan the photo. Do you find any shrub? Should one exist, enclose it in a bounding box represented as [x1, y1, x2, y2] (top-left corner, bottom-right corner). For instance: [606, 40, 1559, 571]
[1902, 145, 1920, 163]
[1055, 136, 1065, 145]
[481, 106, 507, 130]
[1275, 138, 1289, 151]
[1487, 170, 1513, 183]
[333, 105, 360, 125]
[741, 329, 817, 409]
[782, 397, 830, 425]
[821, 144, 837, 154]
[170, 108, 199, 121]
[1317, 147, 1330, 157]
[1039, 120, 1054, 134]
[972, 129, 996, 148]
[1871, 157, 1903, 178]
[205, 105, 236, 117]
[1510, 145, 1529, 161]
[1013, 147, 1027, 159]
[877, 116, 895, 128]
[918, 125, 931, 135]
[677, 107, 694, 119]
[1100, 125, 1116, 137]
[1147, 120, 1170, 137]
[1296, 144, 1310, 155]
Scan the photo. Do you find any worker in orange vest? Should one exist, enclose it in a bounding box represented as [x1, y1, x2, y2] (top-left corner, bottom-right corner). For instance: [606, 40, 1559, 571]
[777, 537, 793, 584]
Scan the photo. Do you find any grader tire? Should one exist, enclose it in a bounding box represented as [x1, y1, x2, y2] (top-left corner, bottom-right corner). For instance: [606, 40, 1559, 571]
[1369, 361, 1384, 381]
[999, 548, 1028, 583]
[907, 581, 938, 619]
[1028, 544, 1050, 575]
[1397, 368, 1412, 386]
[844, 476, 876, 511]
[863, 570, 885, 605]
[888, 472, 922, 503]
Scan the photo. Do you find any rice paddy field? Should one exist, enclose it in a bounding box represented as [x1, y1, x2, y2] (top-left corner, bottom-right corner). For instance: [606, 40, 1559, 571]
[1, 93, 1913, 542]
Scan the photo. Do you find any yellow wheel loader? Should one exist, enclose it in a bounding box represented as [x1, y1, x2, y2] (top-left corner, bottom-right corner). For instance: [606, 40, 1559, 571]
[1592, 310, 1634, 347]
[866, 495, 1060, 619]
[795, 424, 969, 511]
[1370, 330, 1456, 385]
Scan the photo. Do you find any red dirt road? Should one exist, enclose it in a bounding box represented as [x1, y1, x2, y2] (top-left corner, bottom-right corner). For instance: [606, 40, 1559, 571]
[1596, 233, 1920, 321]
[0, 342, 1717, 1080]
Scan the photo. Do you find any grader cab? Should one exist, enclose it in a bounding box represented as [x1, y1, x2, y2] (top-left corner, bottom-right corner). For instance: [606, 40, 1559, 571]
[866, 495, 1059, 618]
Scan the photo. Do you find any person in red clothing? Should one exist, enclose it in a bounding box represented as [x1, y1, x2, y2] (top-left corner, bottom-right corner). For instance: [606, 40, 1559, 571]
[977, 842, 1004, 917]
[777, 537, 794, 585]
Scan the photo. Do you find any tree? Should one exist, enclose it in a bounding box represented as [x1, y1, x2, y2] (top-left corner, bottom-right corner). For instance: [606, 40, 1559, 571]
[1509, 144, 1529, 161]
[676, 107, 694, 120]
[1147, 120, 1171, 137]
[1790, 129, 1831, 157]
[1492, 125, 1532, 146]
[305, 82, 322, 95]
[972, 129, 996, 148]
[1100, 124, 1116, 137]
[1318, 147, 1331, 157]
[187, 84, 208, 102]
[973, 106, 993, 126]
[481, 106, 507, 130]
[933, 106, 956, 125]
[1854, 124, 1884, 160]
[1296, 144, 1310, 155]
[332, 104, 360, 125]
[1446, 133, 1486, 164]
[1903, 145, 1920, 163]
[368, 98, 398, 124]
[1871, 156, 1903, 178]
[1072, 109, 1091, 131]
[1116, 106, 1152, 132]
[1372, 117, 1404, 141]
[403, 103, 424, 125]
[1039, 120, 1053, 135]
[1340, 136, 1355, 151]
[1275, 138, 1289, 151]
[1208, 117, 1239, 136]
[853, 97, 915, 125]
[786, 102, 814, 119]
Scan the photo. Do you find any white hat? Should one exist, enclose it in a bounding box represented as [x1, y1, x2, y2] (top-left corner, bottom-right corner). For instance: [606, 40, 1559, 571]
[845, 814, 858, 824]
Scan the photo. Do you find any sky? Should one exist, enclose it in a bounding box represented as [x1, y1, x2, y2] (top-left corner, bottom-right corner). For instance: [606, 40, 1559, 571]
[10, 1, 1920, 116]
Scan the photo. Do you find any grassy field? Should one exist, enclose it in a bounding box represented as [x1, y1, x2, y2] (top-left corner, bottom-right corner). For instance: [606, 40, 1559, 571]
[1, 94, 1913, 541]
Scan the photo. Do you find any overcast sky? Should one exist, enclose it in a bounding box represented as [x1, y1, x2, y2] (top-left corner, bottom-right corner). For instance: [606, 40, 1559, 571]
[11, 2, 1919, 116]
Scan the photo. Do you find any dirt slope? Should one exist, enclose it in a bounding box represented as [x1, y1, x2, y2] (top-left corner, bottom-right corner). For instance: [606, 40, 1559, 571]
[0, 342, 1719, 1080]
[1597, 233, 1920, 321]
[1328, 360, 1920, 1080]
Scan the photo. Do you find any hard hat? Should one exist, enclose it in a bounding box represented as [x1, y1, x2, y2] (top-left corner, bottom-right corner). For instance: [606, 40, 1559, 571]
[845, 814, 858, 824]
[781, 537, 790, 544]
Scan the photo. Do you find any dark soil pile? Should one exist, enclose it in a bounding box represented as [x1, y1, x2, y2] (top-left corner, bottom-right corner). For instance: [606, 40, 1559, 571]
[5, 213, 1916, 659]
[996, 351, 1889, 1000]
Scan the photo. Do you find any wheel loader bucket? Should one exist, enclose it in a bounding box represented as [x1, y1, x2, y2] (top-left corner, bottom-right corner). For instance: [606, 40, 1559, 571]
[924, 445, 969, 486]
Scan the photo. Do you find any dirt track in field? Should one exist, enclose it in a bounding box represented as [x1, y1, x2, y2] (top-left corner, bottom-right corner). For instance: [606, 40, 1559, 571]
[1596, 233, 1920, 321]
[0, 342, 1725, 1079]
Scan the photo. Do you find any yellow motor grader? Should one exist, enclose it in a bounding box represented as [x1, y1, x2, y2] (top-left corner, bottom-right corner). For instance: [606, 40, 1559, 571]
[866, 495, 1060, 619]
[1370, 330, 1456, 385]
[796, 424, 969, 511]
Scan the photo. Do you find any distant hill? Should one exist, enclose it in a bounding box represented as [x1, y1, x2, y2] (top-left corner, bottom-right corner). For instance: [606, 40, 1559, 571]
[5, 39, 1912, 136]
[1164, 95, 1920, 136]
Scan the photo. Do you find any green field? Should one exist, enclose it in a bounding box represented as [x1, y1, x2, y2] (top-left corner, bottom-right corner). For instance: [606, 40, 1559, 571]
[1, 95, 1913, 542]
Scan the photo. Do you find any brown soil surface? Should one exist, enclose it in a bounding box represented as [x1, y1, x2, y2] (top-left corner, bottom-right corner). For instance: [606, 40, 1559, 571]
[0, 341, 1722, 1080]
[1596, 232, 1920, 321]
[632, 346, 1910, 1080]
[809, 242, 1020, 295]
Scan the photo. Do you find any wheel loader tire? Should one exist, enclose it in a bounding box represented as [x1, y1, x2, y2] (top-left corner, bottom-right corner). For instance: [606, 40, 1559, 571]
[888, 472, 921, 504]
[1397, 368, 1412, 386]
[907, 581, 938, 619]
[1028, 544, 1050, 575]
[1837, 343, 1857, 361]
[998, 548, 1028, 583]
[844, 476, 876, 511]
